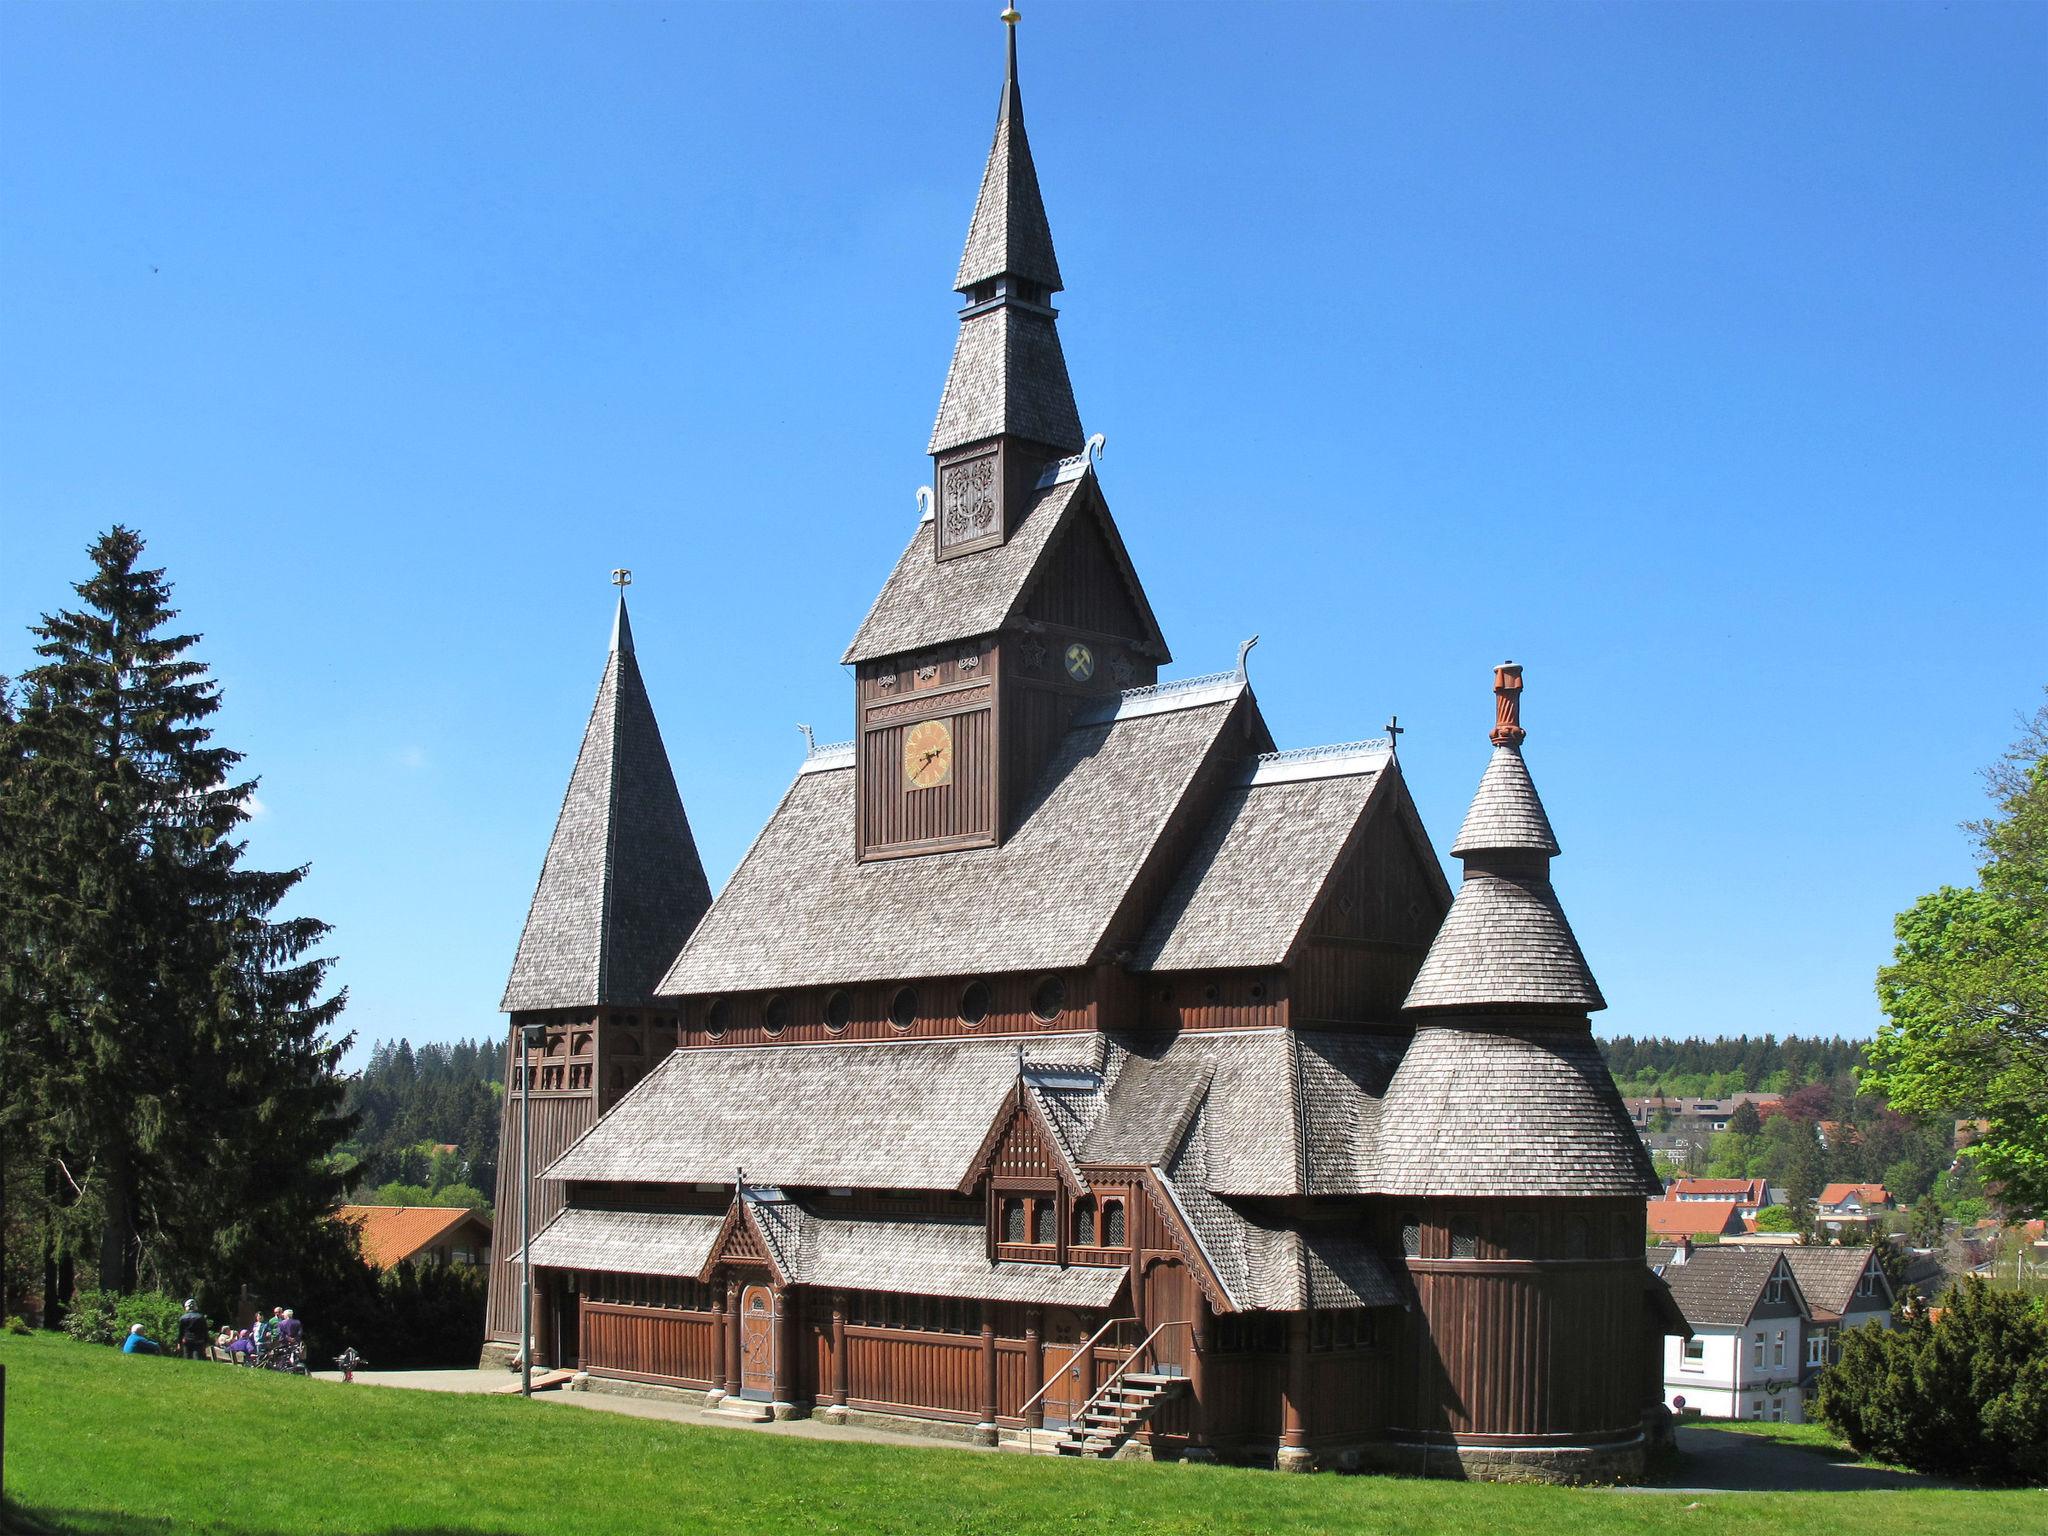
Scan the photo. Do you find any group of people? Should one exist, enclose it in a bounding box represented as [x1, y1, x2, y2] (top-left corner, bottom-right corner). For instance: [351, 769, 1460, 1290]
[121, 1301, 303, 1366]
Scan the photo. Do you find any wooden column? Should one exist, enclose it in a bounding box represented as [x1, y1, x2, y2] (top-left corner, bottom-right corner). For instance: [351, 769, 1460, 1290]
[1023, 1308, 1044, 1430]
[1186, 1297, 1215, 1460]
[771, 1285, 797, 1418]
[827, 1291, 850, 1420]
[1278, 1311, 1312, 1472]
[723, 1277, 742, 1405]
[978, 1303, 999, 1443]
[708, 1280, 729, 1402]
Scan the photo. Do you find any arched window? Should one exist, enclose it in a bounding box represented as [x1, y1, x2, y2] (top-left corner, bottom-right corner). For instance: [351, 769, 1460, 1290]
[1101, 1199, 1126, 1246]
[1071, 1196, 1096, 1246]
[1002, 1199, 1025, 1244]
[1450, 1224, 1478, 1260]
[1032, 1200, 1056, 1245]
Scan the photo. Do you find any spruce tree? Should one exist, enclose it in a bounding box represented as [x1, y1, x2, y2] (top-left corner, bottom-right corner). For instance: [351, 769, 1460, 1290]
[2, 527, 353, 1292]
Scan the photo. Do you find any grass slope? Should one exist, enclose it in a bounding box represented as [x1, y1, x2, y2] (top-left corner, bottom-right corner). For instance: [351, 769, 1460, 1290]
[2, 1334, 2034, 1536]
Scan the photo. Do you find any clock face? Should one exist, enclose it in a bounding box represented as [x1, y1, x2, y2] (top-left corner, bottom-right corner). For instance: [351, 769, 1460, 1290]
[1064, 642, 1095, 682]
[903, 718, 954, 790]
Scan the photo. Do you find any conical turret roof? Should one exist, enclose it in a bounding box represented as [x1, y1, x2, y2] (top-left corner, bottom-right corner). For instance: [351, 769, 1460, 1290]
[1451, 745, 1559, 856]
[502, 595, 712, 1011]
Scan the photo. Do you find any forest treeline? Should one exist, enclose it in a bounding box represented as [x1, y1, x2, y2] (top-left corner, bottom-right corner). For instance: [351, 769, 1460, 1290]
[340, 1039, 502, 1212]
[1598, 1033, 1870, 1100]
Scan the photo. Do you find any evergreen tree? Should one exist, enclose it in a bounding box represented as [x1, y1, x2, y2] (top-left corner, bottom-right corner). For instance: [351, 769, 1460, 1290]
[0, 528, 352, 1292]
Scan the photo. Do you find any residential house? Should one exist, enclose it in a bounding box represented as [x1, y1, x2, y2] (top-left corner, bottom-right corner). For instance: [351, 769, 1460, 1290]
[1814, 1184, 1890, 1232]
[1669, 1178, 1767, 1218]
[342, 1205, 494, 1270]
[1626, 1094, 1781, 1134]
[1777, 1247, 1894, 1399]
[1659, 1247, 1810, 1422]
[1647, 1200, 1745, 1240]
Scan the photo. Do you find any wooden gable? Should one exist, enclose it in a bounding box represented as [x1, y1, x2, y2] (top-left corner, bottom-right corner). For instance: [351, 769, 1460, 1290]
[698, 1194, 781, 1283]
[1017, 481, 1167, 658]
[959, 1084, 1084, 1194]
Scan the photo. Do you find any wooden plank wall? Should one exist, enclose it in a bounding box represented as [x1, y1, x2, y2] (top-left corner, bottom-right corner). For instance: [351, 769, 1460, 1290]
[674, 970, 1098, 1048]
[580, 1303, 721, 1385]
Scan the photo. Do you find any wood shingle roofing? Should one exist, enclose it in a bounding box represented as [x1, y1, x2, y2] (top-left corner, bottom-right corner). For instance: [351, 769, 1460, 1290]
[1452, 746, 1560, 856]
[1133, 753, 1390, 972]
[840, 469, 1164, 665]
[952, 57, 1063, 295]
[1366, 1025, 1660, 1198]
[1402, 871, 1606, 1013]
[502, 599, 712, 1011]
[657, 687, 1241, 995]
[522, 1207, 723, 1278]
[928, 305, 1084, 457]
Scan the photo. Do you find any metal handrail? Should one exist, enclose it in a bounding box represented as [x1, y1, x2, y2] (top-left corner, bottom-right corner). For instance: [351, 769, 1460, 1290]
[1068, 1319, 1191, 1432]
[1014, 1314, 1137, 1422]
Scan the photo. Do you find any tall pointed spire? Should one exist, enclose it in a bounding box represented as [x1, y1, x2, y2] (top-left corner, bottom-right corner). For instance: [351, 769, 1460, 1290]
[502, 583, 712, 1011]
[929, 7, 1083, 470]
[1402, 665, 1602, 1014]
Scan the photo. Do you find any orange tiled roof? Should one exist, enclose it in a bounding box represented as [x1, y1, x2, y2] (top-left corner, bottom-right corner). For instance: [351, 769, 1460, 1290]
[339, 1205, 491, 1269]
[1647, 1199, 1745, 1237]
[1818, 1183, 1890, 1207]
[1672, 1177, 1764, 1199]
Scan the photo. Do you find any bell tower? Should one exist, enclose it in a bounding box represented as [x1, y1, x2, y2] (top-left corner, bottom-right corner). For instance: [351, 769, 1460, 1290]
[928, 7, 1084, 559]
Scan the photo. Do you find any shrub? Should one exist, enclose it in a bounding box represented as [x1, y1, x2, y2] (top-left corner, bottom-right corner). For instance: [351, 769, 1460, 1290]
[61, 1289, 190, 1349]
[1817, 1277, 2048, 1484]
[4, 1315, 32, 1336]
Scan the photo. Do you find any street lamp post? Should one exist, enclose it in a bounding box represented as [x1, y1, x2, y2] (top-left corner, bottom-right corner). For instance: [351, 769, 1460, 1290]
[519, 1020, 546, 1399]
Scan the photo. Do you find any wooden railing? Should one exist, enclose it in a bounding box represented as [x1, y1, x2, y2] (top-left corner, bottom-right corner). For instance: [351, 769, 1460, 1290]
[1013, 1315, 1136, 1429]
[1065, 1319, 1191, 1440]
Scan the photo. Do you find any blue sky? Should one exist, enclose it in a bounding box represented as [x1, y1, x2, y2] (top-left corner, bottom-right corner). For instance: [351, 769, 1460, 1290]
[3, 2, 2042, 1062]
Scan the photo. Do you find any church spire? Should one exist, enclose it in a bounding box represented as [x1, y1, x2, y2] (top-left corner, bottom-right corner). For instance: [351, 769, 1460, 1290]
[929, 7, 1085, 548]
[502, 580, 712, 1011]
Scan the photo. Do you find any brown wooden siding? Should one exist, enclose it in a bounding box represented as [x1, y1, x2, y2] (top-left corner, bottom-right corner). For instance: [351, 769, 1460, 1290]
[1293, 795, 1446, 1025]
[859, 705, 996, 855]
[1020, 508, 1148, 643]
[1136, 969, 1289, 1032]
[675, 970, 1096, 1049]
[843, 1327, 984, 1418]
[579, 1302, 721, 1385]
[485, 1016, 599, 1343]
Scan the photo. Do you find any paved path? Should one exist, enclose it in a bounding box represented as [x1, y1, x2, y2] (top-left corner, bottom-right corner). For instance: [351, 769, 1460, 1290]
[1616, 1425, 1953, 1493]
[307, 1367, 962, 1451]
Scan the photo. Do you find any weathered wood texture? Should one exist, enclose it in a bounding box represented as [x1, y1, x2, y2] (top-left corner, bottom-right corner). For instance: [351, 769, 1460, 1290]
[484, 1015, 598, 1343]
[579, 1302, 721, 1385]
[676, 970, 1097, 1048]
[1292, 798, 1447, 1025]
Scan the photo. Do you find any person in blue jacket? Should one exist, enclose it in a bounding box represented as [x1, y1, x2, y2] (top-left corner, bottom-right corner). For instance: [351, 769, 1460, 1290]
[121, 1323, 162, 1355]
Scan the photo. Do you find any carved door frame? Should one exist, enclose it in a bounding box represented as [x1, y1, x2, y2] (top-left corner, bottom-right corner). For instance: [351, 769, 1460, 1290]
[739, 1276, 776, 1400]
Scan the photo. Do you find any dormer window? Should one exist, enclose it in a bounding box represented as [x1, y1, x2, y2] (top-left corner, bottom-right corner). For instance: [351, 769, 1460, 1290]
[995, 1191, 1059, 1261]
[1071, 1196, 1095, 1245]
[1002, 1198, 1026, 1244]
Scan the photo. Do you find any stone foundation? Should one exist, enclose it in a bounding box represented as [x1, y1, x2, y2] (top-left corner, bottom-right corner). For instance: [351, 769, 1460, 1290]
[1356, 1434, 1646, 1486]
[477, 1340, 520, 1372]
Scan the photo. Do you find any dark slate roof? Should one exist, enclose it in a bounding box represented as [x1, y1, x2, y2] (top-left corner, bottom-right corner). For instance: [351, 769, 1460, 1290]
[502, 598, 712, 1011]
[1365, 1025, 1661, 1198]
[1663, 1246, 1799, 1329]
[1402, 870, 1605, 1013]
[658, 684, 1240, 994]
[1451, 746, 1560, 856]
[953, 66, 1062, 294]
[1780, 1247, 1888, 1318]
[843, 468, 1165, 666]
[1133, 746, 1391, 971]
[522, 1207, 723, 1277]
[928, 303, 1084, 457]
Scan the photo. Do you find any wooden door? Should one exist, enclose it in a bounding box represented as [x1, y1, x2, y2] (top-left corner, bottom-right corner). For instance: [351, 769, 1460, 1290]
[1040, 1311, 1090, 1428]
[1142, 1260, 1192, 1377]
[740, 1283, 775, 1399]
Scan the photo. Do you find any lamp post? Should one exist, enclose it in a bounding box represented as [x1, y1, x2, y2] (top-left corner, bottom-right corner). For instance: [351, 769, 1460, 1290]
[519, 1020, 546, 1399]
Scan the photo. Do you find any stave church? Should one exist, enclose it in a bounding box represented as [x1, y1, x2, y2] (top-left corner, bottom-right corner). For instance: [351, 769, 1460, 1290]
[480, 14, 1679, 1481]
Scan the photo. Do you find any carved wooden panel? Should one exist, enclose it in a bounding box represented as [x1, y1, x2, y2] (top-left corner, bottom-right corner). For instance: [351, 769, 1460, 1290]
[937, 447, 1003, 558]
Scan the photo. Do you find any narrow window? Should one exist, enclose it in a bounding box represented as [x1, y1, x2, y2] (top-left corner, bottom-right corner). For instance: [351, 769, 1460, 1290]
[1032, 1199, 1056, 1245]
[1753, 1333, 1765, 1367]
[1071, 1196, 1096, 1247]
[704, 998, 730, 1039]
[1002, 1198, 1025, 1244]
[1450, 1225, 1478, 1261]
[762, 994, 791, 1036]
[958, 980, 991, 1027]
[889, 986, 919, 1031]
[1102, 1199, 1126, 1246]
[1401, 1216, 1422, 1259]
[1807, 1335, 1825, 1367]
[1774, 1330, 1785, 1366]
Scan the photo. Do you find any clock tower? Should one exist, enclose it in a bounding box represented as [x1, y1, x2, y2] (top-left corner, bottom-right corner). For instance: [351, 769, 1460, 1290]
[842, 13, 1170, 862]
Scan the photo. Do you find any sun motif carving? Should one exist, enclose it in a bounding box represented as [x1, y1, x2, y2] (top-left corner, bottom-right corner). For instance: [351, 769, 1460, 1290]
[1109, 654, 1134, 686]
[1019, 637, 1047, 672]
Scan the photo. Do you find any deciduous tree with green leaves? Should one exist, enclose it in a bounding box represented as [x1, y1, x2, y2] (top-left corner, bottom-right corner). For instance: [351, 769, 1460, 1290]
[1868, 693, 2048, 1214]
[0, 527, 354, 1295]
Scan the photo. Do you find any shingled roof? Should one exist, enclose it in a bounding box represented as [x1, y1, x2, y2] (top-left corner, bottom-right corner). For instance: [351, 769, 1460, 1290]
[1366, 1025, 1660, 1198]
[953, 31, 1063, 295]
[523, 1207, 722, 1277]
[1780, 1246, 1889, 1319]
[1662, 1245, 1802, 1329]
[1133, 745, 1394, 971]
[929, 305, 1084, 458]
[658, 683, 1241, 994]
[502, 598, 712, 1011]
[1452, 746, 1560, 856]
[843, 467, 1164, 666]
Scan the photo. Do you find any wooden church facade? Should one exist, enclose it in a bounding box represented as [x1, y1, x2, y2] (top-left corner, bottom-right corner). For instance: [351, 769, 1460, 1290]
[482, 20, 1677, 1481]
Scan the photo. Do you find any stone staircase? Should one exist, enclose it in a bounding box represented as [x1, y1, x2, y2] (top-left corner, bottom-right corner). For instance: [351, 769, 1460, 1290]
[1050, 1373, 1187, 1458]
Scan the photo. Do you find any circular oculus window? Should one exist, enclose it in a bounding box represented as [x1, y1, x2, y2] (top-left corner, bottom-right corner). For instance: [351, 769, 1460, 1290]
[704, 998, 731, 1039]
[1031, 974, 1067, 1022]
[823, 990, 852, 1033]
[958, 980, 991, 1027]
[763, 994, 791, 1036]
[889, 986, 920, 1031]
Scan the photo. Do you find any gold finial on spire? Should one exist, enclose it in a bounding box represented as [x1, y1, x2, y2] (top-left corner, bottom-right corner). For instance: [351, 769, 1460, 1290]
[1001, 7, 1021, 23]
[1002, 7, 1020, 87]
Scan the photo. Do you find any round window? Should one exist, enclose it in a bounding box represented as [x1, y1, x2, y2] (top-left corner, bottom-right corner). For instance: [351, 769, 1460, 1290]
[823, 990, 851, 1033]
[889, 986, 920, 1031]
[704, 998, 731, 1039]
[763, 994, 791, 1037]
[1248, 982, 1266, 1002]
[1031, 974, 1067, 1022]
[958, 980, 991, 1027]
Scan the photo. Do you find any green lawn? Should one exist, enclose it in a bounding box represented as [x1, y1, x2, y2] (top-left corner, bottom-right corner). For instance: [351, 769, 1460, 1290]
[1, 1333, 2036, 1535]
